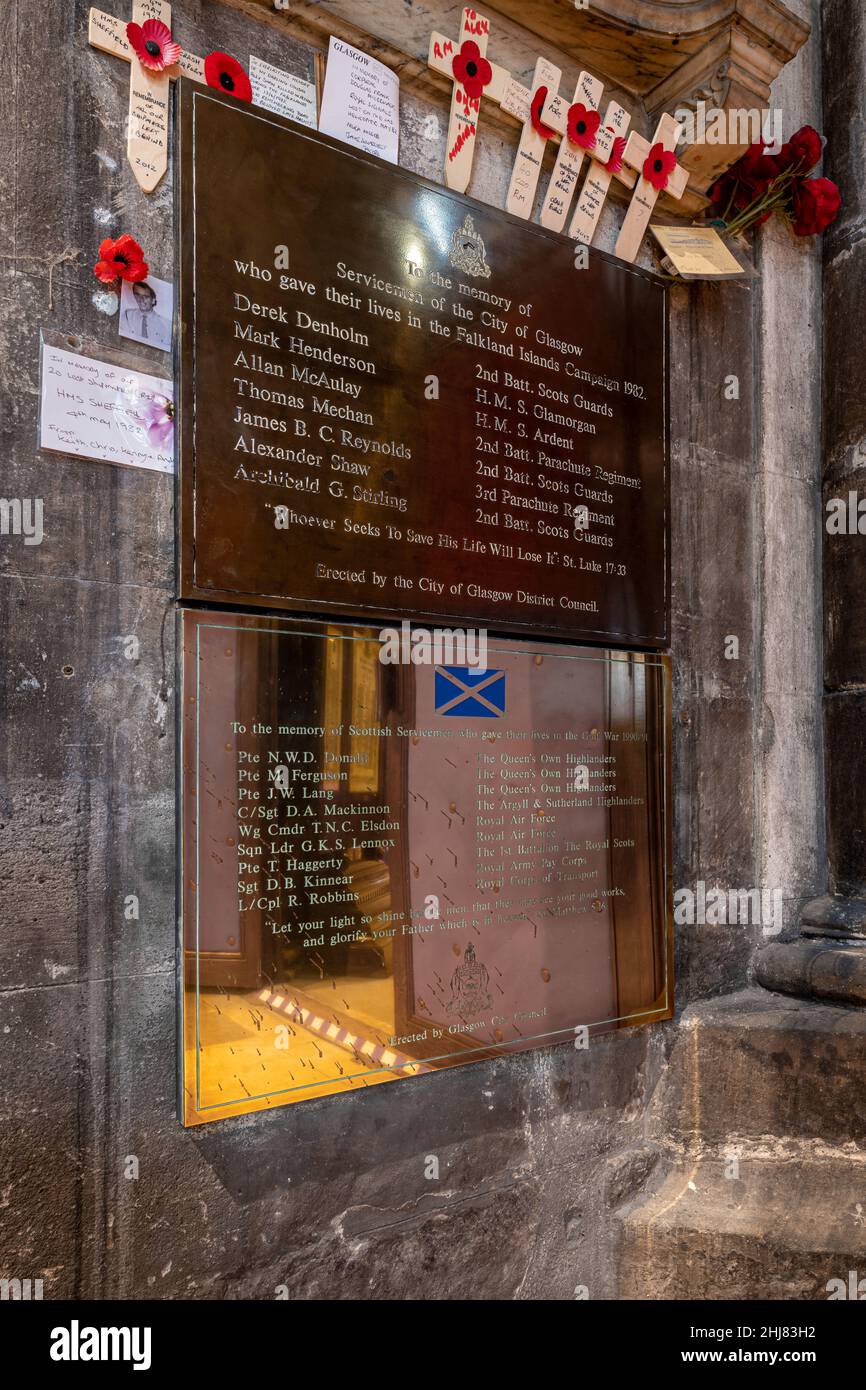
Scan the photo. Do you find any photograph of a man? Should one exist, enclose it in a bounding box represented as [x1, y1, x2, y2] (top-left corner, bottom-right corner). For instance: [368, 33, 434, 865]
[119, 276, 173, 352]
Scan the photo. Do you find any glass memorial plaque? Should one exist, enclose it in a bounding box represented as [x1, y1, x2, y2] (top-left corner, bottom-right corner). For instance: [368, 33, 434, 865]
[179, 611, 672, 1125]
[177, 84, 669, 647]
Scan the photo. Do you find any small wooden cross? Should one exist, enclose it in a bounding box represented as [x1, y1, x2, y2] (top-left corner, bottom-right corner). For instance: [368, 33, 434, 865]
[614, 112, 689, 263]
[567, 100, 636, 245]
[535, 71, 604, 233]
[88, 1, 205, 192]
[427, 8, 511, 195]
[500, 57, 562, 220]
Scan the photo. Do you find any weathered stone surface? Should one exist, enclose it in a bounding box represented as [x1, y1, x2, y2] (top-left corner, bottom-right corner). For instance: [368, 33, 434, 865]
[618, 1154, 866, 1300]
[668, 280, 756, 474]
[616, 987, 866, 1299]
[670, 463, 755, 699]
[825, 691, 866, 896]
[822, 0, 866, 265]
[649, 989, 866, 1147]
[823, 243, 866, 477]
[0, 0, 829, 1304]
[672, 694, 756, 885]
[824, 469, 866, 686]
[755, 938, 866, 1004]
[802, 893, 866, 937]
[0, 981, 88, 1299]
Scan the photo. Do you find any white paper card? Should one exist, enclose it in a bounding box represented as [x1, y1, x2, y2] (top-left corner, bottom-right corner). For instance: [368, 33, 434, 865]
[118, 275, 174, 352]
[40, 344, 174, 474]
[249, 54, 317, 128]
[318, 35, 399, 164]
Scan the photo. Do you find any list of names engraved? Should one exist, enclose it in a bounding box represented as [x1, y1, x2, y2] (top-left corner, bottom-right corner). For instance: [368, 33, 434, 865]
[180, 613, 672, 1123]
[179, 86, 668, 644]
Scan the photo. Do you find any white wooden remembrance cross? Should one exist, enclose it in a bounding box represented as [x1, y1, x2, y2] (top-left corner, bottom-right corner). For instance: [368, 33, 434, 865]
[613, 112, 689, 263]
[500, 57, 562, 219]
[535, 70, 604, 233]
[88, 1, 205, 192]
[427, 8, 511, 194]
[567, 99, 636, 245]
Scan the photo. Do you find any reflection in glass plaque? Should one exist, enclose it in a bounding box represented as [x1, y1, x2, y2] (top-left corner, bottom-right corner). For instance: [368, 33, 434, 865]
[179, 611, 672, 1125]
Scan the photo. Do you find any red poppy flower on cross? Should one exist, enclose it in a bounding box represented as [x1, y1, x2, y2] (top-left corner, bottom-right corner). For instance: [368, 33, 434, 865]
[567, 104, 602, 151]
[427, 8, 511, 193]
[88, 3, 250, 192]
[126, 17, 180, 72]
[614, 113, 690, 263]
[499, 56, 563, 219]
[451, 40, 492, 102]
[531, 70, 608, 233]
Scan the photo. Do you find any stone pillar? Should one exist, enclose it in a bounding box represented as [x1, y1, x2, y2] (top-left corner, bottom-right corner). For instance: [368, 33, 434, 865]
[756, 0, 866, 1004]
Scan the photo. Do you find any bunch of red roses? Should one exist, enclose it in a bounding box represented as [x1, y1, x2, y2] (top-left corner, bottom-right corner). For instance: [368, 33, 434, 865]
[708, 125, 840, 238]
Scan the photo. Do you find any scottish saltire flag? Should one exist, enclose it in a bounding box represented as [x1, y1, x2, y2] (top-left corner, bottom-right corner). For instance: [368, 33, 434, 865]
[434, 666, 506, 717]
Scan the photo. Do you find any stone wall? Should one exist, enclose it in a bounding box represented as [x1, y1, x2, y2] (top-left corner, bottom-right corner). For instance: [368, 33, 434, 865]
[822, 0, 866, 898]
[0, 0, 823, 1299]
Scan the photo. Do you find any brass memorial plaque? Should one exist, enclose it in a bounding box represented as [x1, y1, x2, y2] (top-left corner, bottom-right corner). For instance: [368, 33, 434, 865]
[177, 84, 669, 646]
[179, 611, 672, 1125]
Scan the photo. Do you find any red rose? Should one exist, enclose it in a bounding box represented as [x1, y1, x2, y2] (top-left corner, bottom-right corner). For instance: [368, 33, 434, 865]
[779, 125, 823, 173]
[743, 154, 783, 192]
[792, 176, 841, 236]
[566, 102, 600, 151]
[94, 234, 148, 285]
[733, 142, 767, 176]
[204, 51, 252, 103]
[709, 172, 736, 210]
[451, 40, 492, 101]
[709, 143, 782, 216]
[643, 143, 677, 192]
[530, 86, 556, 139]
[731, 143, 783, 193]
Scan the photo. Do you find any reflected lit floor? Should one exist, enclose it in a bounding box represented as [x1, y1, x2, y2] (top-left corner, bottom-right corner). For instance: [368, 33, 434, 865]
[183, 978, 413, 1122]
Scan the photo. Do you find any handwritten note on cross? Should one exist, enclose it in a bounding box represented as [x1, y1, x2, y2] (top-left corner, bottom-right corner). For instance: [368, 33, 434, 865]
[499, 57, 562, 220]
[534, 70, 604, 232]
[567, 100, 636, 245]
[427, 8, 510, 194]
[88, 2, 205, 191]
[614, 112, 688, 263]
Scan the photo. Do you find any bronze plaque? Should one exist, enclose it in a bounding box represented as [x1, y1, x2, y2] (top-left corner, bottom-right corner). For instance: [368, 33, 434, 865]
[179, 610, 672, 1125]
[177, 85, 669, 645]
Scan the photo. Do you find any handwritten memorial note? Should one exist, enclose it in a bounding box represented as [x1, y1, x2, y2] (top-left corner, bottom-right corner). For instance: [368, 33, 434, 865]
[40, 344, 174, 474]
[318, 36, 399, 163]
[249, 54, 317, 127]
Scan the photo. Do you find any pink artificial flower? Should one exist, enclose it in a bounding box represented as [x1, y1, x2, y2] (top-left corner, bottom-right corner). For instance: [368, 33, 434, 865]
[141, 394, 175, 449]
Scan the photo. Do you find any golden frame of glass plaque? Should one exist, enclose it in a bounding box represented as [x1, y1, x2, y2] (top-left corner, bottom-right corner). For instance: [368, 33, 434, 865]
[178, 610, 673, 1125]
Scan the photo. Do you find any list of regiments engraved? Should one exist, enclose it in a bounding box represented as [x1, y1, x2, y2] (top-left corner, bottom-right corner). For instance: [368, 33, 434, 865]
[177, 84, 669, 646]
[180, 613, 671, 1124]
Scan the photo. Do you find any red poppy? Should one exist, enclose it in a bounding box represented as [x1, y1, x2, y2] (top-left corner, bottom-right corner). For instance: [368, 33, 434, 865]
[566, 102, 600, 150]
[792, 176, 841, 236]
[451, 40, 492, 101]
[779, 125, 823, 173]
[93, 234, 149, 285]
[126, 18, 181, 73]
[204, 51, 252, 103]
[643, 143, 677, 192]
[605, 134, 626, 174]
[530, 86, 556, 139]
